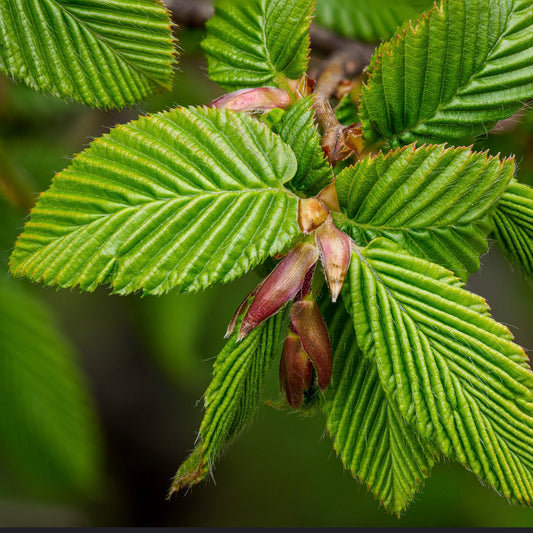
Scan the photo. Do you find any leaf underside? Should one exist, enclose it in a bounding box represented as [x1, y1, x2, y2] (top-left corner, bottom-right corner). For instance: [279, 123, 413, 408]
[345, 238, 533, 505]
[492, 181, 533, 276]
[321, 296, 437, 515]
[0, 281, 102, 494]
[9, 107, 300, 295]
[170, 312, 284, 494]
[359, 0, 533, 147]
[270, 96, 332, 197]
[314, 0, 433, 42]
[334, 144, 514, 279]
[0, 0, 176, 108]
[202, 0, 314, 91]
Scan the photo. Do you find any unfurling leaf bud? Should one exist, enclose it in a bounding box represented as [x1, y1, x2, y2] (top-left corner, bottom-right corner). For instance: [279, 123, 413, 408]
[210, 87, 291, 113]
[289, 299, 332, 390]
[236, 243, 319, 340]
[315, 216, 352, 302]
[279, 331, 313, 409]
[298, 197, 329, 234]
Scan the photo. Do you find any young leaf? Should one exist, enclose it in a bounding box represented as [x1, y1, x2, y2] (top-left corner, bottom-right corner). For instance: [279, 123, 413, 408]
[334, 144, 514, 279]
[0, 280, 102, 495]
[10, 107, 301, 295]
[0, 0, 176, 108]
[321, 296, 438, 515]
[359, 0, 533, 147]
[345, 238, 533, 505]
[270, 96, 332, 197]
[202, 0, 314, 91]
[314, 0, 433, 42]
[170, 312, 284, 494]
[492, 181, 533, 276]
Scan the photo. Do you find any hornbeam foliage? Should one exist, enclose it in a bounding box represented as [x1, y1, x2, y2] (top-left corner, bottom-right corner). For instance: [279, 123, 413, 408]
[170, 313, 284, 494]
[321, 296, 438, 515]
[0, 0, 176, 108]
[10, 107, 301, 295]
[359, 0, 533, 147]
[492, 181, 533, 276]
[4, 0, 533, 517]
[202, 0, 314, 91]
[345, 239, 533, 504]
[334, 144, 515, 278]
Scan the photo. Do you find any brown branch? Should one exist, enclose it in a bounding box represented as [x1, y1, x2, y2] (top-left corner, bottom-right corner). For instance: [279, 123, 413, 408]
[312, 43, 374, 98]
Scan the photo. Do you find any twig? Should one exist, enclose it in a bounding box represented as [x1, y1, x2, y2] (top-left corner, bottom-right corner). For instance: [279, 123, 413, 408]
[312, 43, 374, 98]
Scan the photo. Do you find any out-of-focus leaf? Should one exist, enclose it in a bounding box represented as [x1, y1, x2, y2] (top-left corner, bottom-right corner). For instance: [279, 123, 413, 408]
[0, 280, 103, 496]
[314, 0, 433, 42]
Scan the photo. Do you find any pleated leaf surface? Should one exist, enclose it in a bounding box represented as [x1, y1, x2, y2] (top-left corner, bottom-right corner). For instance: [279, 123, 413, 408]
[10, 107, 300, 295]
[202, 0, 314, 91]
[359, 0, 533, 147]
[315, 0, 433, 42]
[0, 0, 176, 108]
[492, 181, 533, 276]
[321, 296, 437, 514]
[270, 96, 332, 197]
[345, 238, 533, 504]
[334, 144, 514, 279]
[170, 313, 284, 493]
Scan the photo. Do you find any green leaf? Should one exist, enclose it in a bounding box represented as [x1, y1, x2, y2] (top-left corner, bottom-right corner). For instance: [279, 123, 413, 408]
[345, 238, 533, 504]
[492, 181, 533, 276]
[315, 0, 433, 42]
[170, 312, 284, 494]
[0, 280, 102, 495]
[0, 0, 176, 108]
[202, 0, 314, 91]
[359, 0, 533, 147]
[270, 96, 332, 197]
[334, 144, 514, 279]
[321, 296, 437, 515]
[10, 107, 301, 295]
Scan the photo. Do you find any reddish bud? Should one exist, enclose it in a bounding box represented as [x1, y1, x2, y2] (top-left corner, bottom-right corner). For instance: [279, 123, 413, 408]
[279, 331, 313, 409]
[317, 182, 340, 212]
[315, 216, 352, 302]
[298, 197, 329, 234]
[290, 299, 332, 390]
[211, 87, 291, 113]
[237, 243, 319, 340]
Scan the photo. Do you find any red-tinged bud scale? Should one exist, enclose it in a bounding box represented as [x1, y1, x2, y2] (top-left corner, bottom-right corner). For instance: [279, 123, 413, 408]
[298, 197, 329, 234]
[279, 331, 313, 409]
[289, 299, 332, 390]
[237, 243, 319, 340]
[317, 182, 340, 212]
[315, 216, 352, 302]
[210, 87, 291, 113]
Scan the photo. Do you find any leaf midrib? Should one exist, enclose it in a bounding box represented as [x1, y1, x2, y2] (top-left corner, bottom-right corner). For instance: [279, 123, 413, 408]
[333, 210, 483, 234]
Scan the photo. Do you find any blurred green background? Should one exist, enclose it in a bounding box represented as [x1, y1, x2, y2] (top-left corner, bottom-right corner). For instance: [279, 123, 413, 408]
[0, 23, 532, 528]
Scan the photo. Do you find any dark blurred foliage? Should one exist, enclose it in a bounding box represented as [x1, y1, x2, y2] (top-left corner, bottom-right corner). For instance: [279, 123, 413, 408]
[0, 24, 532, 528]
